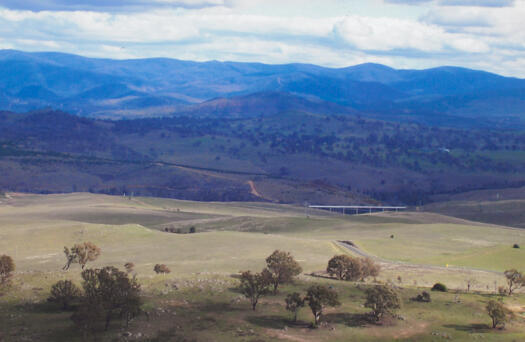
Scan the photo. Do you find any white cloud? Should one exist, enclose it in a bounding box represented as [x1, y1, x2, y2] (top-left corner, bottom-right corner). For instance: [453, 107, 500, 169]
[334, 15, 446, 52]
[0, 1, 523, 77]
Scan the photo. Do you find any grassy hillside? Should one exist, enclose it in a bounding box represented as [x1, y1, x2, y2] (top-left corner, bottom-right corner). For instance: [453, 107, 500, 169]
[424, 199, 525, 228]
[1, 193, 525, 341]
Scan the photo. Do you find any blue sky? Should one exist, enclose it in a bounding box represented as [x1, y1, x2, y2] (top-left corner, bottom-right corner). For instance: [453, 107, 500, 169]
[0, 0, 523, 76]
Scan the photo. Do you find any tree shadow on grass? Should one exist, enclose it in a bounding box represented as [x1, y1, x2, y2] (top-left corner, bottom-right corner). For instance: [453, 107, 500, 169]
[14, 301, 75, 314]
[443, 323, 491, 333]
[227, 286, 244, 295]
[323, 312, 370, 327]
[245, 315, 288, 329]
[195, 301, 245, 313]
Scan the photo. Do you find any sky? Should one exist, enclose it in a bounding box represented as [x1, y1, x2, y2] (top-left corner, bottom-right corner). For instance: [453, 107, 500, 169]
[0, 0, 523, 76]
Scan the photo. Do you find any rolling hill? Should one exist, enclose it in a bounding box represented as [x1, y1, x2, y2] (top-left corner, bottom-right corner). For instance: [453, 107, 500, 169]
[1, 109, 525, 205]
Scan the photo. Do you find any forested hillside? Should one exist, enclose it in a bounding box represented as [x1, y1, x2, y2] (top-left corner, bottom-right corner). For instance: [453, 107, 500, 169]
[1, 109, 524, 204]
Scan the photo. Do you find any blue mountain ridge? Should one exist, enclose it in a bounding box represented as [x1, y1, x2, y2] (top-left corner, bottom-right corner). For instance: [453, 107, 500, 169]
[1, 49, 524, 128]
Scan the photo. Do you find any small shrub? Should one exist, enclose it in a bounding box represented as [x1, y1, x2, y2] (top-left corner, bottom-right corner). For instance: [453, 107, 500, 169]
[498, 286, 508, 296]
[431, 283, 447, 292]
[0, 255, 15, 285]
[48, 280, 81, 310]
[124, 262, 135, 274]
[413, 291, 431, 303]
[154, 264, 171, 274]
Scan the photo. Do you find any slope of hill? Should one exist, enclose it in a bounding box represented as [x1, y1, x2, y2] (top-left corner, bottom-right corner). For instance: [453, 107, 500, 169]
[1, 109, 525, 204]
[1, 192, 525, 341]
[424, 199, 525, 228]
[1, 50, 524, 128]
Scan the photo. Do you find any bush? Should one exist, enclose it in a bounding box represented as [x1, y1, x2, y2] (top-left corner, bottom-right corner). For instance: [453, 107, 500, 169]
[48, 280, 81, 310]
[431, 283, 447, 292]
[154, 264, 171, 274]
[0, 255, 15, 285]
[124, 262, 135, 274]
[413, 291, 431, 303]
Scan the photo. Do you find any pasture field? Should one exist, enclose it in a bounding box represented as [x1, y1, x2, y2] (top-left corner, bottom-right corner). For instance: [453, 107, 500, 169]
[1, 192, 525, 341]
[424, 199, 525, 229]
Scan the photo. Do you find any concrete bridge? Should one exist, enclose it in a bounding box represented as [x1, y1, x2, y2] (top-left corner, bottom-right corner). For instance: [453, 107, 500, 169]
[307, 205, 407, 216]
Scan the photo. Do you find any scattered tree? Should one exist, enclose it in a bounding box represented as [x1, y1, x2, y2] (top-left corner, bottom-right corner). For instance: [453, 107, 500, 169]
[239, 270, 270, 310]
[327, 255, 352, 280]
[304, 285, 340, 326]
[63, 242, 101, 270]
[504, 269, 524, 295]
[73, 266, 142, 332]
[343, 257, 364, 281]
[486, 300, 511, 329]
[265, 250, 302, 294]
[364, 285, 401, 322]
[154, 264, 171, 275]
[360, 258, 380, 281]
[0, 255, 15, 285]
[326, 255, 379, 282]
[48, 280, 81, 310]
[124, 262, 135, 274]
[285, 292, 305, 322]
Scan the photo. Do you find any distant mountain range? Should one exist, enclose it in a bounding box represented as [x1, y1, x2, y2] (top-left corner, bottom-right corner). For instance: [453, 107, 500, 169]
[1, 50, 524, 128]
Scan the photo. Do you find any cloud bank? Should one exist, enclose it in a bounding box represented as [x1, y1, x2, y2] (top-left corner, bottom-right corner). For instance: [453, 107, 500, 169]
[0, 0, 523, 77]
